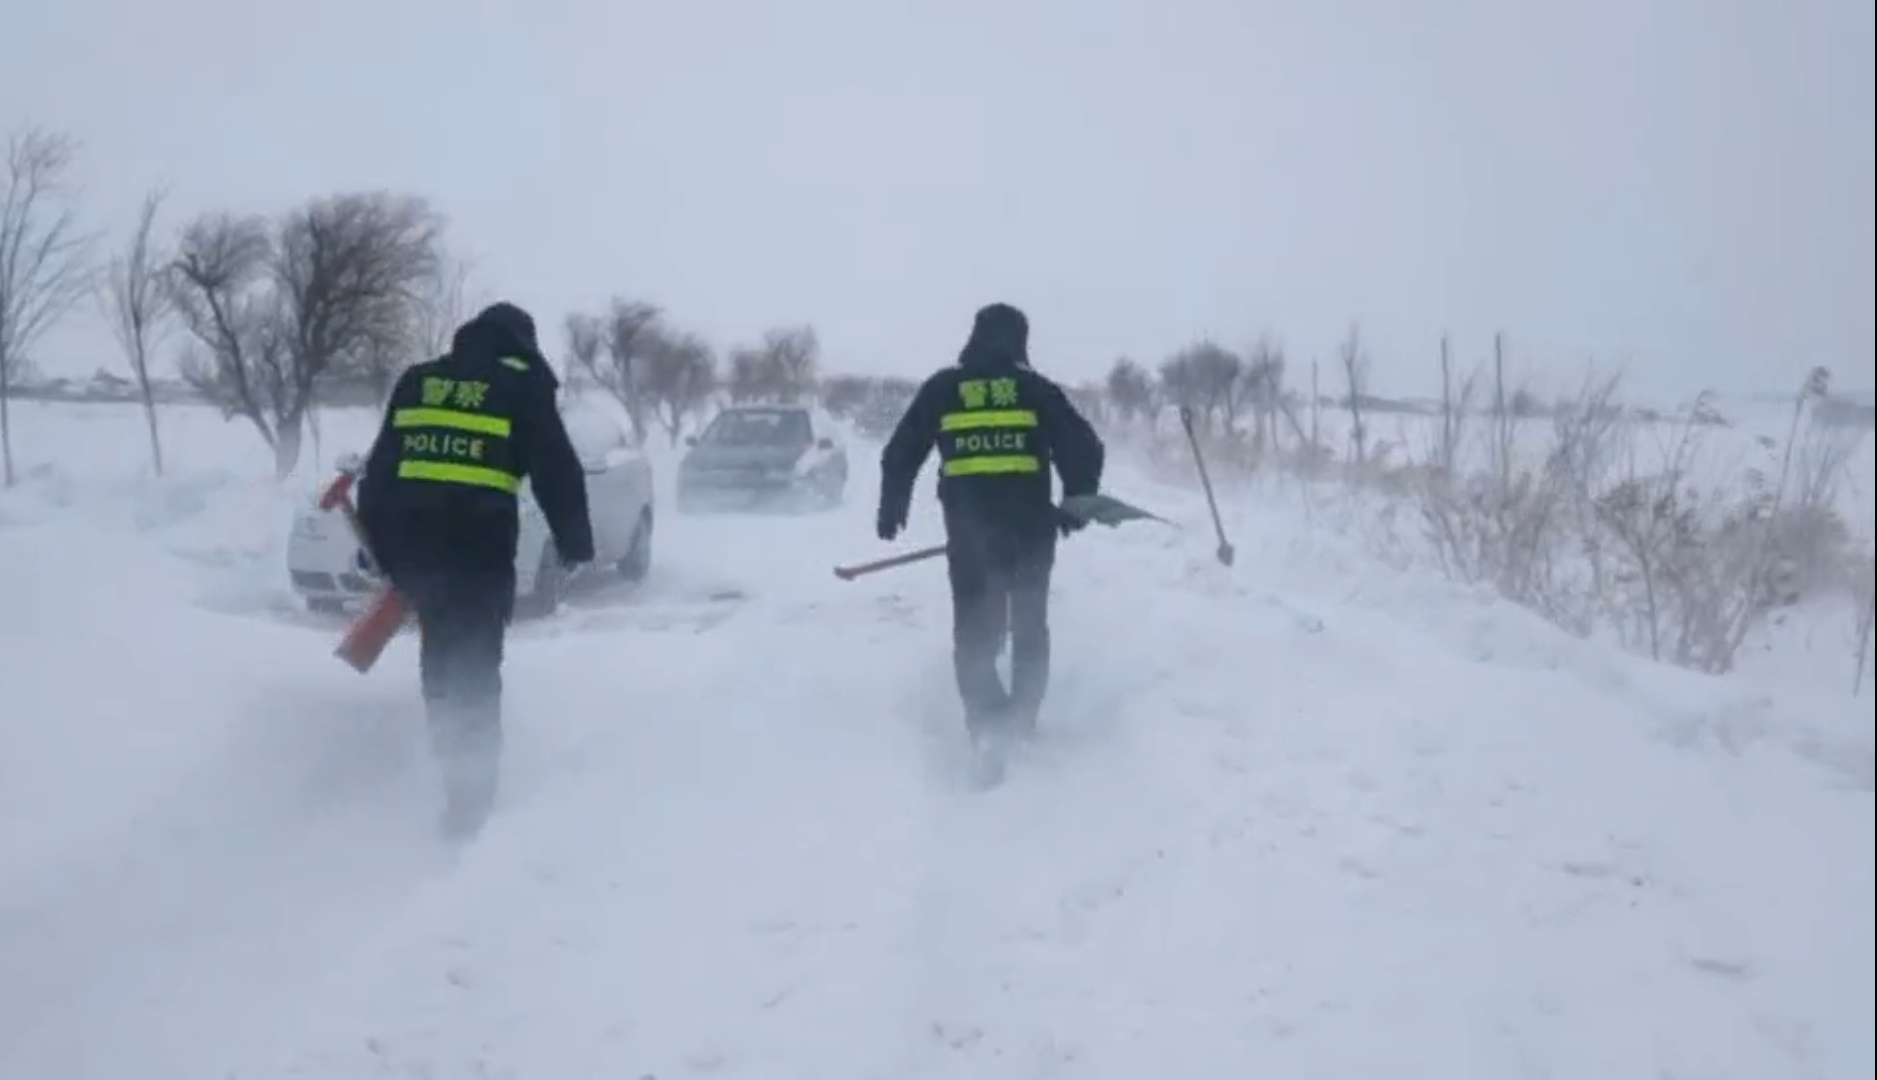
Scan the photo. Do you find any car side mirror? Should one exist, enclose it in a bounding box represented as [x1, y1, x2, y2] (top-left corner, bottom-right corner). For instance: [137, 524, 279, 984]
[816, 437, 833, 450]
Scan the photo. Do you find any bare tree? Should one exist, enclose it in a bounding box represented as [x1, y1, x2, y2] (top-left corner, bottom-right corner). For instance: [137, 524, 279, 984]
[169, 212, 291, 460]
[170, 192, 443, 477]
[762, 325, 820, 402]
[1309, 359, 1321, 452]
[275, 192, 441, 468]
[819, 373, 873, 419]
[605, 299, 661, 443]
[0, 127, 95, 487]
[1431, 333, 1478, 477]
[1486, 332, 1517, 488]
[1856, 587, 1874, 696]
[854, 375, 918, 438]
[562, 311, 602, 398]
[1157, 341, 1243, 436]
[1067, 382, 1108, 428]
[101, 188, 173, 475]
[1104, 356, 1156, 429]
[725, 347, 768, 404]
[727, 325, 821, 404]
[1238, 336, 1286, 456]
[339, 251, 477, 407]
[640, 330, 717, 444]
[413, 253, 476, 358]
[563, 298, 661, 443]
[1337, 323, 1371, 467]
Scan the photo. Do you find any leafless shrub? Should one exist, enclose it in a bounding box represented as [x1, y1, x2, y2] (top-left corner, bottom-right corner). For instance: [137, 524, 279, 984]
[1408, 335, 1628, 637]
[1593, 400, 1714, 661]
[1588, 371, 1854, 673]
[101, 188, 172, 475]
[1546, 368, 1628, 614]
[1789, 404, 1866, 530]
[0, 127, 96, 487]
[1029, 318, 1868, 684]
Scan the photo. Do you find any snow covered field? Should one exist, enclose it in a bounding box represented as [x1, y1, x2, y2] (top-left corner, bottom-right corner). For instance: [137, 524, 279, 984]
[0, 398, 1871, 1079]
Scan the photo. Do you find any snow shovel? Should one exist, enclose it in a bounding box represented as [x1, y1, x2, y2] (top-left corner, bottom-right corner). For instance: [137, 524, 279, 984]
[1059, 492, 1171, 528]
[1177, 405, 1235, 567]
[318, 468, 412, 674]
[832, 493, 1166, 581]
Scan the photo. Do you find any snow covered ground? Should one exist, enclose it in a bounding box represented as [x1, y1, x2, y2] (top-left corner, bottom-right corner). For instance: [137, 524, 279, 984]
[0, 399, 1871, 1080]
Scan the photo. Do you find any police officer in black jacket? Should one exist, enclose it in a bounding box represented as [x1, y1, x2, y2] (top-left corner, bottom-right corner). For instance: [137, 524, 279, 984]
[358, 301, 594, 835]
[877, 302, 1105, 742]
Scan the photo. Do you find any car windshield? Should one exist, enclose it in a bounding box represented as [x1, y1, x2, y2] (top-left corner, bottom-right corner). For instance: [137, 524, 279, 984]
[701, 409, 812, 447]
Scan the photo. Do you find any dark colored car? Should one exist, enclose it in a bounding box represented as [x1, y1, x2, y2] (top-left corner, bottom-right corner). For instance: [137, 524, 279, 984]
[676, 404, 849, 513]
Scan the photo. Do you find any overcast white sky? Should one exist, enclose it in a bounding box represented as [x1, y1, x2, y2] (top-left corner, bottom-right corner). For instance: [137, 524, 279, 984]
[4, 0, 1871, 401]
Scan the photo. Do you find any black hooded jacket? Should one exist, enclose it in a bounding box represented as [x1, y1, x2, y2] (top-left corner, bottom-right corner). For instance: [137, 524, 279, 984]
[878, 303, 1104, 539]
[357, 302, 594, 593]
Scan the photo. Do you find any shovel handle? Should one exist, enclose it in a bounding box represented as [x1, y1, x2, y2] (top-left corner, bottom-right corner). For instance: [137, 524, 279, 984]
[834, 544, 948, 581]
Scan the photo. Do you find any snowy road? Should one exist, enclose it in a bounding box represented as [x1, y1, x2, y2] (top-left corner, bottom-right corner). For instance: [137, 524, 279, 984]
[1, 415, 1871, 1079]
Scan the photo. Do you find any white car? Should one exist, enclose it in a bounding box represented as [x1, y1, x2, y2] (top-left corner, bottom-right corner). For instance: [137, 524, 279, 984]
[286, 402, 656, 618]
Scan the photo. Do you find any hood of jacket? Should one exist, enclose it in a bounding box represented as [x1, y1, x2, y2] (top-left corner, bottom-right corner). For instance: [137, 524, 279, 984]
[956, 302, 1030, 372]
[451, 301, 555, 383]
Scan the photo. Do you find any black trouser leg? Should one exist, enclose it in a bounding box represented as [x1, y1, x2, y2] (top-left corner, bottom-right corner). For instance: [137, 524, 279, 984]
[946, 540, 1012, 734]
[1005, 534, 1056, 731]
[414, 580, 510, 831]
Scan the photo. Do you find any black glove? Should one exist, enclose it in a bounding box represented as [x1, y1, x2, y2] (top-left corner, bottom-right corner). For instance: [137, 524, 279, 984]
[555, 527, 596, 570]
[1055, 505, 1087, 538]
[876, 503, 905, 542]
